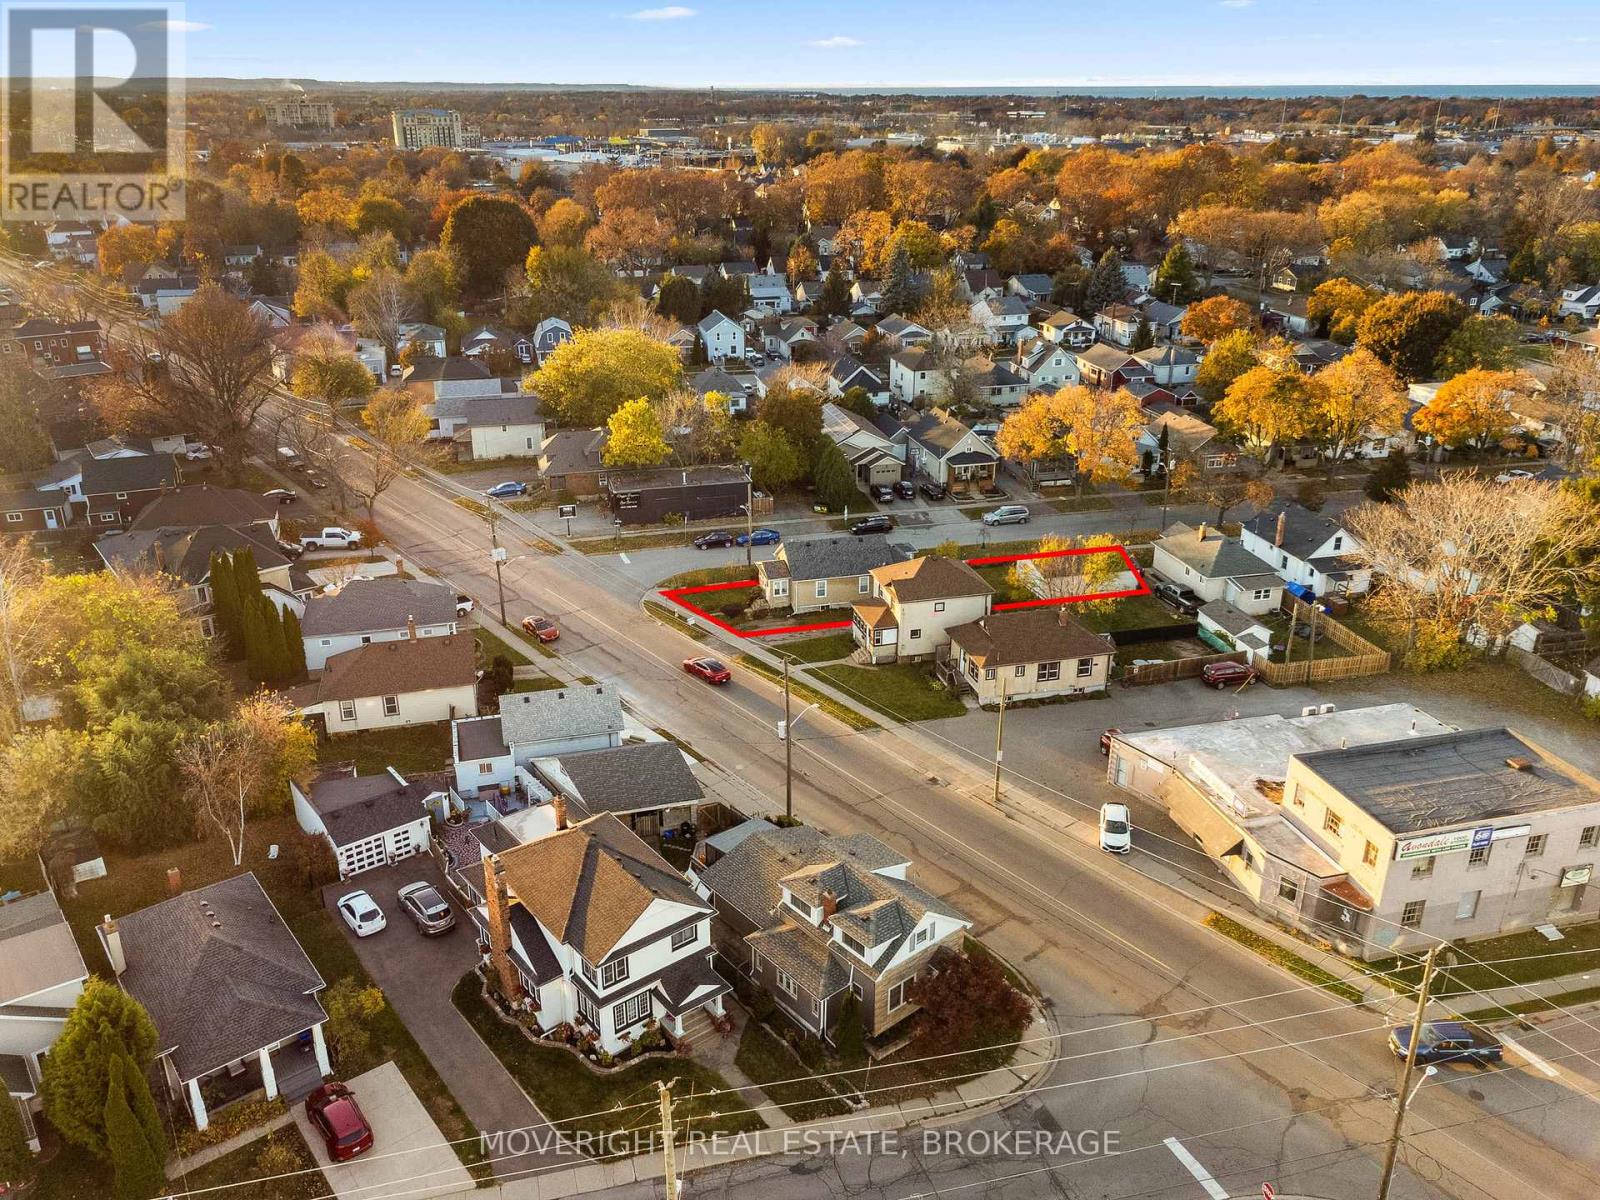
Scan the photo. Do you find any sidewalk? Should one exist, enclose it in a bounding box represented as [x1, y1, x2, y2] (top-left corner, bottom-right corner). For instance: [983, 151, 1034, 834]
[165, 1112, 295, 1180]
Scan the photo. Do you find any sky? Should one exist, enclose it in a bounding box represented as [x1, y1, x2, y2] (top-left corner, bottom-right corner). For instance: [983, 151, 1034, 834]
[174, 0, 1600, 88]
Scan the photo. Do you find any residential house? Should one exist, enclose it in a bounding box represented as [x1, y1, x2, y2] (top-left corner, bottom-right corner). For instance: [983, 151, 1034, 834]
[1466, 255, 1510, 286]
[1074, 345, 1154, 390]
[875, 316, 933, 349]
[85, 432, 188, 460]
[128, 484, 278, 534]
[531, 741, 703, 840]
[827, 320, 868, 353]
[402, 357, 514, 440]
[820, 402, 904, 490]
[538, 428, 608, 499]
[1558, 285, 1600, 322]
[292, 632, 478, 733]
[1093, 303, 1144, 347]
[604, 465, 750, 526]
[1007, 274, 1054, 305]
[688, 366, 757, 414]
[459, 393, 545, 461]
[133, 274, 200, 315]
[1137, 407, 1239, 475]
[532, 317, 573, 364]
[689, 822, 971, 1039]
[851, 555, 993, 664]
[827, 355, 889, 406]
[697, 311, 745, 363]
[1240, 504, 1371, 599]
[462, 324, 537, 366]
[1039, 310, 1096, 348]
[758, 535, 914, 614]
[945, 608, 1116, 704]
[1016, 339, 1082, 391]
[1133, 343, 1200, 388]
[476, 812, 729, 1051]
[292, 766, 446, 878]
[887, 408, 1000, 491]
[0, 889, 89, 1149]
[1262, 295, 1315, 336]
[249, 298, 294, 331]
[1196, 600, 1275, 665]
[300, 577, 460, 671]
[746, 272, 793, 314]
[1151, 522, 1286, 615]
[1142, 300, 1188, 341]
[98, 873, 331, 1131]
[760, 317, 819, 362]
[1272, 263, 1326, 292]
[223, 244, 262, 270]
[35, 453, 180, 528]
[0, 488, 73, 534]
[451, 682, 624, 796]
[399, 322, 448, 359]
[969, 295, 1031, 346]
[961, 268, 1004, 303]
[963, 356, 1028, 407]
[888, 347, 942, 407]
[0, 318, 105, 368]
[849, 279, 884, 317]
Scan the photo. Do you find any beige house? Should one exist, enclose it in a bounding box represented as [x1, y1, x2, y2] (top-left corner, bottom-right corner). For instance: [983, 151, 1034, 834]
[944, 608, 1115, 705]
[292, 632, 478, 733]
[851, 556, 993, 664]
[758, 535, 912, 614]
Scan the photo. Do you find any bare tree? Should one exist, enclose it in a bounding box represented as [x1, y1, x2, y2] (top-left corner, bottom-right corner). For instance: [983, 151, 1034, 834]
[597, 293, 676, 340]
[349, 269, 416, 369]
[178, 692, 301, 868]
[349, 387, 430, 521]
[652, 387, 735, 465]
[1541, 346, 1600, 468]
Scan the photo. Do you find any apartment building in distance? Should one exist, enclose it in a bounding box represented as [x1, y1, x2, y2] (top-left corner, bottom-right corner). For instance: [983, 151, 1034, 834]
[391, 108, 481, 150]
[264, 99, 336, 129]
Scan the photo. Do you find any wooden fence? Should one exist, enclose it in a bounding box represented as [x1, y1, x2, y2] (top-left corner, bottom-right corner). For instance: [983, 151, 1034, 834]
[1251, 598, 1390, 687]
[1119, 649, 1247, 687]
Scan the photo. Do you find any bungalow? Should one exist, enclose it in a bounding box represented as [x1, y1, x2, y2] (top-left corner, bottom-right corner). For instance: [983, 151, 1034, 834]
[1142, 300, 1188, 341]
[476, 812, 729, 1052]
[875, 316, 933, 348]
[1262, 295, 1315, 337]
[459, 393, 545, 461]
[133, 274, 200, 315]
[0, 488, 73, 534]
[292, 631, 479, 733]
[888, 408, 1000, 491]
[0, 889, 89, 1150]
[1039, 310, 1096, 348]
[1137, 407, 1239, 475]
[945, 608, 1116, 705]
[852, 555, 993, 665]
[758, 534, 914, 614]
[826, 355, 889, 406]
[36, 453, 180, 528]
[1075, 344, 1153, 390]
[1239, 504, 1370, 599]
[1133, 343, 1200, 387]
[1016, 339, 1082, 390]
[969, 295, 1031, 346]
[539, 428, 608, 499]
[462, 324, 537, 366]
[98, 873, 331, 1132]
[849, 279, 884, 317]
[827, 320, 868, 352]
[291, 766, 444, 878]
[531, 741, 703, 841]
[399, 322, 448, 359]
[888, 347, 941, 407]
[761, 317, 819, 362]
[697, 311, 745, 363]
[964, 356, 1028, 407]
[532, 317, 573, 364]
[1151, 522, 1286, 615]
[746, 272, 793, 314]
[1007, 274, 1055, 305]
[1272, 263, 1326, 293]
[604, 465, 750, 526]
[820, 402, 904, 490]
[451, 682, 625, 796]
[689, 822, 971, 1039]
[688, 366, 757, 414]
[300, 577, 460, 671]
[961, 268, 1005, 303]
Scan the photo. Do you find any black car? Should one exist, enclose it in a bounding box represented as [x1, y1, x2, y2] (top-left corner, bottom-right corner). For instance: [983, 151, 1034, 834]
[1153, 579, 1202, 615]
[870, 483, 895, 502]
[276, 540, 305, 560]
[920, 480, 947, 501]
[850, 514, 893, 535]
[693, 530, 736, 550]
[893, 479, 915, 500]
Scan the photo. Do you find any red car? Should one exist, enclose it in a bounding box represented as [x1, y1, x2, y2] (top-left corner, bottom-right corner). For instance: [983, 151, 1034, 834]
[683, 657, 732, 685]
[1200, 661, 1256, 690]
[305, 1082, 373, 1161]
[1098, 727, 1121, 755]
[520, 615, 560, 643]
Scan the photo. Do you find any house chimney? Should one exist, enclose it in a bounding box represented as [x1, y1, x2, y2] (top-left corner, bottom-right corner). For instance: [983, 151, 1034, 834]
[820, 890, 839, 923]
[551, 793, 568, 831]
[166, 867, 182, 896]
[1275, 511, 1286, 548]
[406, 614, 417, 639]
[1197, 522, 1208, 541]
[483, 855, 525, 1004]
[101, 916, 125, 975]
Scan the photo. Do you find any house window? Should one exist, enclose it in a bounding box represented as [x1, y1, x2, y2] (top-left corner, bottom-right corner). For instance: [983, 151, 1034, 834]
[1411, 856, 1435, 879]
[773, 579, 788, 597]
[576, 992, 598, 1025]
[478, 762, 494, 775]
[1467, 845, 1491, 869]
[382, 696, 399, 717]
[97, 513, 117, 523]
[600, 958, 630, 988]
[914, 927, 929, 947]
[1362, 841, 1378, 868]
[671, 925, 698, 951]
[815, 580, 827, 599]
[850, 981, 864, 1000]
[983, 667, 996, 680]
[1525, 834, 1547, 858]
[1456, 890, 1481, 920]
[909, 629, 921, 640]
[1401, 900, 1426, 928]
[320, 639, 332, 647]
[775, 969, 799, 998]
[1037, 661, 1061, 683]
[1332, 536, 1343, 551]
[1278, 877, 1299, 904]
[1322, 809, 1342, 836]
[888, 981, 908, 1010]
[612, 992, 650, 1030]
[934, 601, 945, 613]
[4, 513, 19, 523]
[337, 700, 356, 722]
[1581, 826, 1599, 850]
[1076, 657, 1094, 678]
[840, 931, 866, 956]
[810, 996, 821, 1017]
[858, 577, 869, 594]
[1251, 588, 1272, 601]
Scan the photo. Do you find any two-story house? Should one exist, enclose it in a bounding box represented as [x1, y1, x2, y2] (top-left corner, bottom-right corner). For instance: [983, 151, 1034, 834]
[758, 535, 914, 614]
[0, 888, 89, 1150]
[689, 821, 971, 1040]
[963, 356, 1028, 407]
[0, 318, 105, 368]
[458, 393, 545, 461]
[945, 608, 1116, 705]
[1016, 339, 1082, 391]
[1133, 343, 1201, 388]
[96, 523, 297, 639]
[1093, 303, 1144, 347]
[1006, 274, 1054, 305]
[887, 409, 1000, 491]
[874, 316, 933, 349]
[1074, 345, 1155, 391]
[1240, 504, 1371, 599]
[826, 355, 889, 406]
[1558, 285, 1600, 322]
[852, 555, 994, 664]
[35, 453, 181, 528]
[1136, 407, 1239, 476]
[300, 577, 459, 671]
[969, 295, 1031, 346]
[476, 809, 729, 1052]
[1039, 311, 1096, 348]
[532, 317, 573, 364]
[888, 347, 940, 407]
[746, 273, 794, 314]
[697, 311, 745, 363]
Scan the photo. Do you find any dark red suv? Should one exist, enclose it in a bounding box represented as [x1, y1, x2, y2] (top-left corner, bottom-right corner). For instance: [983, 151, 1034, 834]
[1200, 661, 1256, 689]
[306, 1082, 374, 1161]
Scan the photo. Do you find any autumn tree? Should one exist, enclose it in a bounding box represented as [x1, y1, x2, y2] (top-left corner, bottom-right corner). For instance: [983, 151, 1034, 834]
[292, 247, 353, 320]
[998, 386, 1141, 497]
[1214, 365, 1318, 462]
[0, 538, 50, 741]
[1412, 368, 1525, 449]
[908, 946, 1031, 1059]
[289, 325, 376, 414]
[403, 248, 460, 324]
[537, 198, 593, 248]
[1311, 348, 1408, 461]
[1436, 313, 1521, 377]
[532, 328, 683, 427]
[1011, 533, 1123, 608]
[1307, 277, 1378, 344]
[96, 223, 171, 280]
[836, 209, 894, 275]
[1179, 295, 1254, 345]
[803, 151, 886, 224]
[755, 384, 824, 456]
[1172, 205, 1322, 283]
[1541, 346, 1600, 468]
[584, 206, 671, 271]
[0, 360, 54, 473]
[602, 397, 671, 468]
[1355, 290, 1470, 381]
[440, 194, 537, 296]
[349, 268, 417, 367]
[1194, 329, 1260, 404]
[738, 421, 804, 492]
[516, 244, 621, 326]
[1189, 471, 1276, 526]
[653, 389, 734, 465]
[352, 386, 430, 520]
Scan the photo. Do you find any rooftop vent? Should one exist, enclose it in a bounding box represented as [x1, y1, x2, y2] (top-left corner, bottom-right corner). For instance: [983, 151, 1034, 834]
[1506, 757, 1535, 772]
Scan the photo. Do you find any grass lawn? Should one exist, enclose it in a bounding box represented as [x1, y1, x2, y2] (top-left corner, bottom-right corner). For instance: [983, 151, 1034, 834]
[475, 626, 534, 668]
[572, 529, 708, 555]
[1047, 495, 1115, 513]
[658, 563, 760, 590]
[451, 972, 764, 1147]
[1367, 921, 1600, 997]
[733, 1020, 852, 1122]
[507, 675, 565, 692]
[1077, 594, 1190, 635]
[808, 663, 967, 722]
[176, 1125, 329, 1200]
[317, 723, 453, 775]
[973, 563, 1034, 604]
[1202, 913, 1365, 1005]
[642, 599, 708, 641]
[1114, 639, 1198, 666]
[451, 496, 491, 519]
[1459, 984, 1600, 1023]
[737, 655, 878, 731]
[772, 632, 857, 663]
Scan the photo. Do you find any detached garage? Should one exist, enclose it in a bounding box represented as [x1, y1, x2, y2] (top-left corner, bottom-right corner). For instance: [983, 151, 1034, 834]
[291, 766, 448, 879]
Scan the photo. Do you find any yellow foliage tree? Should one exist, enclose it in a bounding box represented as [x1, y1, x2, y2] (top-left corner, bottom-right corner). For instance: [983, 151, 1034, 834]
[998, 386, 1141, 497]
[1412, 368, 1525, 449]
[1213, 365, 1318, 461]
[602, 397, 672, 468]
[1311, 347, 1407, 461]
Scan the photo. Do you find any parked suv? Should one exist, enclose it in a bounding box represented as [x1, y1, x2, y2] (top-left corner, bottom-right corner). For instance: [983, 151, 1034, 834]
[1152, 579, 1202, 615]
[981, 505, 1030, 526]
[850, 514, 893, 535]
[1200, 661, 1255, 689]
[893, 480, 915, 500]
[919, 481, 947, 501]
[870, 483, 896, 503]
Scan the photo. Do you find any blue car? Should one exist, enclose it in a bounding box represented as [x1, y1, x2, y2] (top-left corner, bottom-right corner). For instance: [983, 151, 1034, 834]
[484, 481, 528, 498]
[1387, 1021, 1502, 1065]
[737, 527, 781, 547]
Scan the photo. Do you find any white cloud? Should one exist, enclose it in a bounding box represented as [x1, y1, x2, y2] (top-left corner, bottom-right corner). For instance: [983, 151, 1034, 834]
[811, 35, 863, 48]
[136, 18, 211, 31]
[629, 5, 695, 19]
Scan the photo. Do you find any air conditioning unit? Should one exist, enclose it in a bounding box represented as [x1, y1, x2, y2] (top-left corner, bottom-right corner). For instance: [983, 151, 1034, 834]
[1300, 705, 1319, 717]
[1319, 704, 1336, 715]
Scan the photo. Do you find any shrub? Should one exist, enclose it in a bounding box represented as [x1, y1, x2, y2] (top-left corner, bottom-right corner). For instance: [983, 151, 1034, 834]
[1401, 617, 1474, 673]
[1581, 695, 1600, 721]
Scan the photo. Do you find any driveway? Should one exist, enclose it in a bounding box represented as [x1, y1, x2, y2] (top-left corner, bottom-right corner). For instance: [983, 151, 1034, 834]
[296, 1060, 475, 1200]
[326, 858, 572, 1179]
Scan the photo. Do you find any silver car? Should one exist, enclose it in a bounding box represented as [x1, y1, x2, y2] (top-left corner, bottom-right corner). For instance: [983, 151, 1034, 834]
[981, 505, 1031, 526]
[396, 882, 455, 935]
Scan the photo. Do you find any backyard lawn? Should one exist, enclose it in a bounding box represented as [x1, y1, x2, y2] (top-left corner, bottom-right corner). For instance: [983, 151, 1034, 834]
[317, 723, 453, 775]
[1077, 594, 1190, 635]
[808, 662, 967, 722]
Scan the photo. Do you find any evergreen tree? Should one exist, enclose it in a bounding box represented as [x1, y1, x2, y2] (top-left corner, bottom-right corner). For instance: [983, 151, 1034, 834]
[104, 1056, 163, 1200]
[1364, 449, 1413, 503]
[1085, 249, 1127, 315]
[239, 589, 269, 682]
[819, 265, 851, 320]
[40, 979, 159, 1158]
[1131, 316, 1154, 351]
[117, 1050, 166, 1165]
[699, 274, 749, 320]
[282, 606, 308, 678]
[1153, 243, 1200, 304]
[0, 1092, 32, 1188]
[880, 243, 918, 315]
[260, 597, 290, 683]
[811, 439, 859, 513]
[656, 274, 700, 325]
[1157, 423, 1171, 474]
[208, 552, 240, 657]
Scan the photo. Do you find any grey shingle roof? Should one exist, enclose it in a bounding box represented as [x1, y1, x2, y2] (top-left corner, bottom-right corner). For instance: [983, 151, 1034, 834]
[1156, 524, 1281, 582]
[1241, 503, 1348, 561]
[778, 535, 912, 583]
[96, 523, 288, 587]
[114, 873, 326, 1081]
[305, 770, 439, 848]
[460, 394, 542, 426]
[75, 454, 179, 495]
[747, 924, 852, 998]
[299, 578, 457, 637]
[498, 683, 623, 750]
[129, 486, 276, 531]
[0, 891, 86, 1007]
[540, 742, 703, 817]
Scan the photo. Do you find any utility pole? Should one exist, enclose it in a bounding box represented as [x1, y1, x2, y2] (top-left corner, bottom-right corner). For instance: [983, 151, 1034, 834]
[743, 464, 755, 568]
[991, 671, 1008, 805]
[657, 1080, 679, 1199]
[488, 510, 508, 628]
[783, 656, 793, 821]
[1377, 944, 1443, 1200]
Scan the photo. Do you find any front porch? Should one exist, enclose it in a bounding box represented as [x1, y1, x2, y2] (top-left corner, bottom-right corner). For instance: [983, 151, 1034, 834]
[184, 1026, 331, 1131]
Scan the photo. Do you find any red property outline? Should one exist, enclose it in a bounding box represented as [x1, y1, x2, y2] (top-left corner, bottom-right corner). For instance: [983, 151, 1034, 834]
[660, 544, 1149, 639]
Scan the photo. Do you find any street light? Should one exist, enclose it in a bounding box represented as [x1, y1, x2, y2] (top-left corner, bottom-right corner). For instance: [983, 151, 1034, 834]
[1407, 1064, 1439, 1106]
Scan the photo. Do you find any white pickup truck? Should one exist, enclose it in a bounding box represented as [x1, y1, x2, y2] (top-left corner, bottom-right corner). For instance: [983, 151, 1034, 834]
[299, 527, 363, 550]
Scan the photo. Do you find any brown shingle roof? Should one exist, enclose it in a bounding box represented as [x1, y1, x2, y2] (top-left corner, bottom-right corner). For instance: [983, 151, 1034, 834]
[871, 555, 993, 604]
[947, 608, 1114, 668]
[296, 632, 475, 704]
[851, 598, 897, 629]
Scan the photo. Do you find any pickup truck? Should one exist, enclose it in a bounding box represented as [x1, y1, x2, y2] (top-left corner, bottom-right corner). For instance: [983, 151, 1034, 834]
[300, 527, 363, 550]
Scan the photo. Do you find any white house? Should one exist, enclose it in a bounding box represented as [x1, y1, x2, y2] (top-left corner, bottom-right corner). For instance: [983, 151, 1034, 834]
[399, 322, 448, 359]
[1016, 339, 1081, 390]
[697, 311, 745, 363]
[0, 890, 88, 1149]
[851, 555, 994, 665]
[292, 632, 478, 733]
[451, 683, 625, 795]
[1558, 285, 1600, 322]
[1133, 343, 1200, 387]
[460, 394, 545, 460]
[888, 347, 941, 406]
[1239, 504, 1371, 598]
[300, 578, 460, 671]
[746, 273, 794, 314]
[1151, 523, 1286, 615]
[969, 295, 1031, 346]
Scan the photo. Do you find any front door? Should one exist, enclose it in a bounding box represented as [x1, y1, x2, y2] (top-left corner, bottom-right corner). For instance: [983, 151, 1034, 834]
[43, 508, 57, 530]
